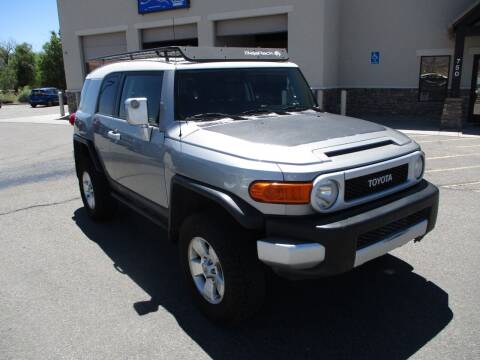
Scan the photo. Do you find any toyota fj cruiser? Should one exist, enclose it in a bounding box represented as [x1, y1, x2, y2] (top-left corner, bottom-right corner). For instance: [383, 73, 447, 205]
[73, 47, 439, 324]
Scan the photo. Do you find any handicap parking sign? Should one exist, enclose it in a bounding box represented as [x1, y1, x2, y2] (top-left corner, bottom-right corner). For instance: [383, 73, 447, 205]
[371, 51, 380, 64]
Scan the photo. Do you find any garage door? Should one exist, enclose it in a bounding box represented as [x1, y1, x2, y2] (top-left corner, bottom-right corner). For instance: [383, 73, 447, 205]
[82, 32, 127, 73]
[82, 32, 127, 61]
[216, 14, 287, 37]
[143, 23, 197, 44]
[142, 24, 198, 49]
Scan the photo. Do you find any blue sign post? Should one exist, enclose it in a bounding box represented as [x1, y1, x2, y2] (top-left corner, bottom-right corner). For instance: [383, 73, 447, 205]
[138, 0, 190, 14]
[371, 51, 380, 65]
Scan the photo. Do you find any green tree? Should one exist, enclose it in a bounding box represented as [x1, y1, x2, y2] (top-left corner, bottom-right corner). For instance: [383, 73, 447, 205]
[0, 39, 16, 68]
[10, 43, 36, 90]
[38, 32, 66, 89]
[0, 40, 17, 90]
[0, 63, 17, 90]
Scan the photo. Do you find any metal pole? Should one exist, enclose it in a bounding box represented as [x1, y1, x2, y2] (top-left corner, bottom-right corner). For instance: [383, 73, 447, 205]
[317, 90, 324, 110]
[58, 91, 65, 117]
[74, 92, 80, 112]
[341, 90, 347, 115]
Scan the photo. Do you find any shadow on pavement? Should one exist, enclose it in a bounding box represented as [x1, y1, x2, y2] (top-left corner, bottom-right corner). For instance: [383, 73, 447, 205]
[73, 206, 452, 360]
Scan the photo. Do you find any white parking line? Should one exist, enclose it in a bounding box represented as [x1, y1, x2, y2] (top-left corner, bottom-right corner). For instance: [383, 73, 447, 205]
[457, 144, 480, 148]
[427, 153, 479, 160]
[425, 165, 480, 173]
[442, 181, 480, 188]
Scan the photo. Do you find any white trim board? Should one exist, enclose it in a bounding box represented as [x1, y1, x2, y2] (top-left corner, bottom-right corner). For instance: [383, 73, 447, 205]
[416, 49, 454, 57]
[75, 25, 128, 37]
[208, 6, 293, 21]
[134, 16, 201, 30]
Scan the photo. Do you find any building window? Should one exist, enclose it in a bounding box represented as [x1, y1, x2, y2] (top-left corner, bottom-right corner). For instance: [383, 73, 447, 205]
[419, 56, 451, 102]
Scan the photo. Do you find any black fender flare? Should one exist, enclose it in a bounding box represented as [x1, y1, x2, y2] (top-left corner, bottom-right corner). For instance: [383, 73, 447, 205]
[73, 134, 104, 174]
[169, 175, 265, 240]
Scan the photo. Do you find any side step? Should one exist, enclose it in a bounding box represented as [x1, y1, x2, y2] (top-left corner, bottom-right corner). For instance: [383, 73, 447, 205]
[111, 192, 168, 230]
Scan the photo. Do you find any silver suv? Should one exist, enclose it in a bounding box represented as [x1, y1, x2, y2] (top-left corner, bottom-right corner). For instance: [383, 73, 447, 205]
[73, 47, 439, 324]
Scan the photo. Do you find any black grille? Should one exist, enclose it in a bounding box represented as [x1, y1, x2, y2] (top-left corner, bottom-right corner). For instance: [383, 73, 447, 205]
[344, 164, 409, 202]
[356, 209, 429, 250]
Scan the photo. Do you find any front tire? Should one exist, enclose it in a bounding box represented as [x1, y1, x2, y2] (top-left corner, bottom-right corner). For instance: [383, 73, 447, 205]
[31, 104, 37, 108]
[179, 213, 266, 325]
[78, 159, 116, 221]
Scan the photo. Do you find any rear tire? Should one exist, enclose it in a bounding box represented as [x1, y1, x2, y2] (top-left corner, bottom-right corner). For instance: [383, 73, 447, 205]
[78, 158, 116, 221]
[179, 213, 266, 325]
[31, 104, 37, 108]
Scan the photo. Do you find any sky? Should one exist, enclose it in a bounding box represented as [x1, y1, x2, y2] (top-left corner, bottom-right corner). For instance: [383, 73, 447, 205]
[0, 0, 60, 52]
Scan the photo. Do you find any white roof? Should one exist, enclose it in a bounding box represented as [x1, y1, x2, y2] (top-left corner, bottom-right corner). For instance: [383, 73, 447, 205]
[86, 59, 298, 79]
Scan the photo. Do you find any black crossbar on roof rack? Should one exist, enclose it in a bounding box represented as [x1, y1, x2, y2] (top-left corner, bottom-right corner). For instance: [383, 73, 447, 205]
[90, 46, 289, 64]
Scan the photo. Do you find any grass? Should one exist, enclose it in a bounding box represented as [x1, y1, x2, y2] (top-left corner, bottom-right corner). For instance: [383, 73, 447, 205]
[0, 88, 31, 104]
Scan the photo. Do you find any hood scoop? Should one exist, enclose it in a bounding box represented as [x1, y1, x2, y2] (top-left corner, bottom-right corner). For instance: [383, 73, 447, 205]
[324, 140, 395, 157]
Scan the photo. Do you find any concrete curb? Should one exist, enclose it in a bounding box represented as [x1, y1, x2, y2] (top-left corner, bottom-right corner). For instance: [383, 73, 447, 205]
[398, 129, 480, 138]
[0, 114, 71, 125]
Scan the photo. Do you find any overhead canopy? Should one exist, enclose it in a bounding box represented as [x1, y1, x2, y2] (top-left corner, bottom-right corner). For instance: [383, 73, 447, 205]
[450, 1, 480, 97]
[451, 0, 480, 33]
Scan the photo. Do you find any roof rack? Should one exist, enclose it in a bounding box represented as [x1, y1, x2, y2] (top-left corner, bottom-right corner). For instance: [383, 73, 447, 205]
[90, 46, 289, 65]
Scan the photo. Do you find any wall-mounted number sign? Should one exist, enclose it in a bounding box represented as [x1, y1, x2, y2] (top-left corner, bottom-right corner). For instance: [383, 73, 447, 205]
[371, 51, 380, 65]
[454, 58, 462, 78]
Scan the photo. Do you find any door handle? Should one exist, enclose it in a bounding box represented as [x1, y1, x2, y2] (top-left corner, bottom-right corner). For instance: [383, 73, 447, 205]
[107, 130, 121, 141]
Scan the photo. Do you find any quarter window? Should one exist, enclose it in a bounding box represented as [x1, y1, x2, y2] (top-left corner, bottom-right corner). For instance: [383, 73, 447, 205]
[419, 56, 450, 102]
[97, 73, 120, 116]
[118, 72, 164, 125]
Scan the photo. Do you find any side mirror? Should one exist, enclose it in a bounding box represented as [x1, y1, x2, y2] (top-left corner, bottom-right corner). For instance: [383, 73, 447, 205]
[125, 98, 148, 126]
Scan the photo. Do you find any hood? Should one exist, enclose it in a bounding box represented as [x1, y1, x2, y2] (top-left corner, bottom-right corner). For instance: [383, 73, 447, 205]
[179, 112, 412, 165]
[202, 113, 385, 146]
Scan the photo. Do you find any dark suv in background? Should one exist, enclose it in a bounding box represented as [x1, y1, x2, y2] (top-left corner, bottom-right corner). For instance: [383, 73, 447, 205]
[29, 88, 64, 107]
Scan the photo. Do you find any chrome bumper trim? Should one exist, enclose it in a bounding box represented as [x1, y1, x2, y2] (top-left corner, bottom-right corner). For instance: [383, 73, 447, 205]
[354, 220, 428, 267]
[257, 240, 326, 270]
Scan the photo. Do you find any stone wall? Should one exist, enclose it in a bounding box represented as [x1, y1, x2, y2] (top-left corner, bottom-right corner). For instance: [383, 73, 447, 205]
[66, 90, 81, 113]
[321, 88, 471, 123]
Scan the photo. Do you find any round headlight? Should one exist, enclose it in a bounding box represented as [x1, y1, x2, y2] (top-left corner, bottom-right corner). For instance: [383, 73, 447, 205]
[312, 179, 339, 211]
[414, 155, 424, 179]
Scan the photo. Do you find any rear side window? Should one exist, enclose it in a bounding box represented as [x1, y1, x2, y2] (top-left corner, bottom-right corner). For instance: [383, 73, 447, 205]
[97, 73, 120, 116]
[79, 79, 101, 114]
[118, 72, 164, 125]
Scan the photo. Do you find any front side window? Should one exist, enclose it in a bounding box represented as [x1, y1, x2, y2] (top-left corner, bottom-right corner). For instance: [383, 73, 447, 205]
[118, 72, 164, 125]
[419, 56, 450, 102]
[97, 73, 120, 116]
[175, 67, 315, 120]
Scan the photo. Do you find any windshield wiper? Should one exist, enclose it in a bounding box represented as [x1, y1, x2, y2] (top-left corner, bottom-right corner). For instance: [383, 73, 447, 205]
[184, 113, 245, 121]
[281, 105, 323, 113]
[237, 108, 277, 116]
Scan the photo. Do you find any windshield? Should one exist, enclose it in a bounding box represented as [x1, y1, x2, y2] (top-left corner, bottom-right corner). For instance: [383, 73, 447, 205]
[175, 67, 316, 120]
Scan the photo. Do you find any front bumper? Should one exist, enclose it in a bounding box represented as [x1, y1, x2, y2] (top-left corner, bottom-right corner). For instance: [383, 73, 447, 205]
[257, 180, 439, 278]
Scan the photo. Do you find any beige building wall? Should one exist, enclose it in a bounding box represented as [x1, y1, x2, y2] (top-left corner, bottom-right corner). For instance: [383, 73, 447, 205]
[338, 0, 474, 89]
[57, 0, 333, 91]
[57, 0, 479, 99]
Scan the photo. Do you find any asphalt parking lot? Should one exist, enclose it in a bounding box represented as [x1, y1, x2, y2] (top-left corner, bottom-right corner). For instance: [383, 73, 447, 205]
[0, 120, 479, 359]
[0, 103, 64, 120]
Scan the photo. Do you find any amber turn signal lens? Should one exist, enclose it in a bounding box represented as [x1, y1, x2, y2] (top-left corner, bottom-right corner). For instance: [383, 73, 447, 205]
[249, 181, 313, 204]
